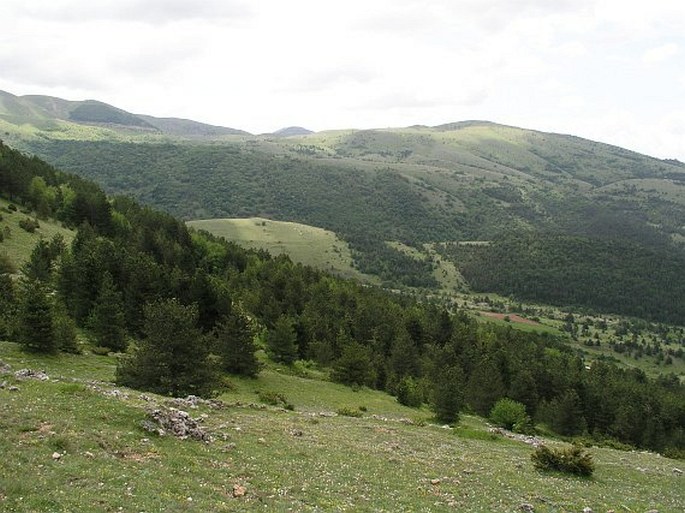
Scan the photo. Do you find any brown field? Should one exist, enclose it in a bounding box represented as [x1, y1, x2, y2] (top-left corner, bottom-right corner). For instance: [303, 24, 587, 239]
[479, 312, 540, 326]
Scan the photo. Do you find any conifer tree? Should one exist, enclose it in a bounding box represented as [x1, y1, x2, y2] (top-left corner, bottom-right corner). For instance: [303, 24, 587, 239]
[332, 338, 375, 388]
[215, 309, 259, 377]
[17, 278, 56, 353]
[116, 298, 218, 397]
[431, 363, 465, 424]
[266, 314, 299, 364]
[0, 273, 16, 339]
[88, 272, 127, 351]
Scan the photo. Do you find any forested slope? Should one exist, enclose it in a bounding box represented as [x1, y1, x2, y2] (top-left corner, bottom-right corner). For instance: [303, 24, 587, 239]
[1, 141, 685, 455]
[3, 90, 685, 320]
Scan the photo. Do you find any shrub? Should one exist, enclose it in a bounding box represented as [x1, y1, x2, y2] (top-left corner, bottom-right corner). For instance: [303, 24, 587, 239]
[337, 406, 363, 418]
[257, 390, 294, 410]
[18, 217, 39, 233]
[0, 253, 16, 274]
[395, 376, 424, 408]
[531, 445, 595, 476]
[490, 398, 530, 431]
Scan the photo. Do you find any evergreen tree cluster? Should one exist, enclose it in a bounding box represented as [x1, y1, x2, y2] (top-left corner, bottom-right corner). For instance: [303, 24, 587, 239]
[1, 141, 684, 455]
[445, 231, 685, 325]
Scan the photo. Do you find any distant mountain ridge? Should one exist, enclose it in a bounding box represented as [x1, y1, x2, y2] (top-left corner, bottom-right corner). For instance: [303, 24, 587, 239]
[0, 89, 249, 137]
[270, 126, 314, 137]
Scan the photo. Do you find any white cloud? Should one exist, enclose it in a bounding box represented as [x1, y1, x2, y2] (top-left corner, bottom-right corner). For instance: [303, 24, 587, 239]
[0, 0, 684, 158]
[3, 0, 252, 24]
[642, 43, 679, 64]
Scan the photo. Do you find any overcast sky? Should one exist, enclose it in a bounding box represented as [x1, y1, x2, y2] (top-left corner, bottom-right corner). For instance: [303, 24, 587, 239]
[1, 0, 684, 159]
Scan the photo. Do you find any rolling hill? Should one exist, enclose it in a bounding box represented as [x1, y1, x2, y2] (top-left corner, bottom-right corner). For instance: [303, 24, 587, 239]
[0, 89, 248, 139]
[2, 89, 685, 322]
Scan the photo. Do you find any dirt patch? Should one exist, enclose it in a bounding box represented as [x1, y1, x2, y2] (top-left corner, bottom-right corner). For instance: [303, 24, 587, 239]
[479, 312, 540, 326]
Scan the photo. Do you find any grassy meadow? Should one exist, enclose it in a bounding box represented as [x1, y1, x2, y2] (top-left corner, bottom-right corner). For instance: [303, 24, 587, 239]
[187, 217, 375, 283]
[0, 198, 75, 272]
[1, 341, 683, 513]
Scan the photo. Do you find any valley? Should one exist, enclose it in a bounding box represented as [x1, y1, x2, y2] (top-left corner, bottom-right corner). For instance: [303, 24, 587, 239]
[1, 91, 684, 512]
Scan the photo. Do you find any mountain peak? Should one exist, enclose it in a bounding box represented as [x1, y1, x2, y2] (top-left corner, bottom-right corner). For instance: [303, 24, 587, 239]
[271, 126, 314, 137]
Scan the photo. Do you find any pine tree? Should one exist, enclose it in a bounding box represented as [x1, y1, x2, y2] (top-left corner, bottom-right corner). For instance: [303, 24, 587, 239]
[332, 339, 376, 388]
[266, 314, 299, 364]
[53, 300, 80, 354]
[88, 272, 127, 351]
[431, 363, 465, 424]
[464, 356, 507, 416]
[17, 279, 56, 353]
[0, 273, 16, 339]
[116, 298, 219, 397]
[215, 310, 260, 377]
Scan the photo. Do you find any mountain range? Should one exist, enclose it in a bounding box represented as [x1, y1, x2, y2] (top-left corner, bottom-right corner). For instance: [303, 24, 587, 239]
[2, 89, 684, 323]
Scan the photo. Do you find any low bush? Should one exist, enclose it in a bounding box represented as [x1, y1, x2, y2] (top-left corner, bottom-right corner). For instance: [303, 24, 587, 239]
[490, 398, 530, 432]
[18, 217, 39, 233]
[531, 444, 594, 476]
[257, 390, 294, 410]
[336, 406, 363, 418]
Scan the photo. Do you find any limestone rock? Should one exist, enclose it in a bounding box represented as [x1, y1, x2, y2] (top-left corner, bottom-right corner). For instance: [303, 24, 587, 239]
[143, 407, 212, 442]
[14, 368, 49, 381]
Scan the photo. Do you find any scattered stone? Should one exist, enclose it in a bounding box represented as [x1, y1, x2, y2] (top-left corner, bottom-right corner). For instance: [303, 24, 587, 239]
[232, 484, 247, 498]
[488, 427, 543, 447]
[142, 407, 212, 442]
[8, 385, 19, 392]
[0, 360, 11, 373]
[14, 368, 49, 381]
[104, 389, 129, 399]
[673, 467, 683, 475]
[430, 478, 441, 485]
[0, 380, 6, 389]
[583, 508, 593, 513]
[166, 395, 225, 410]
[290, 429, 303, 437]
[84, 451, 94, 458]
[140, 394, 152, 402]
[258, 437, 267, 444]
[519, 503, 534, 512]
[52, 452, 62, 460]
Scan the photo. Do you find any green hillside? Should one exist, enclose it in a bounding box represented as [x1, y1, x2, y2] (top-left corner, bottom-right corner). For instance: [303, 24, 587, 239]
[0, 198, 75, 272]
[187, 217, 374, 283]
[0, 90, 247, 140]
[2, 89, 685, 322]
[2, 342, 682, 513]
[1, 125, 685, 512]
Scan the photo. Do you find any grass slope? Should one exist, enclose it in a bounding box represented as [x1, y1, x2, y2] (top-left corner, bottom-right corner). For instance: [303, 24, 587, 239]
[187, 217, 375, 283]
[0, 341, 682, 512]
[0, 198, 75, 271]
